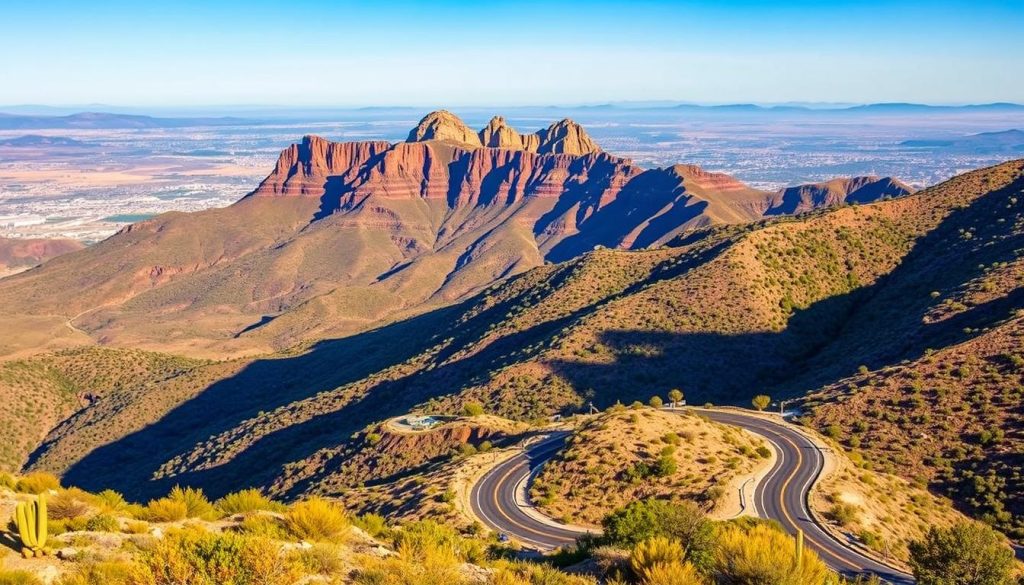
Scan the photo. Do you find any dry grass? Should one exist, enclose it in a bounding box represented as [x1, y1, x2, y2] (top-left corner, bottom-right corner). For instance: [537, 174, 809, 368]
[533, 408, 769, 525]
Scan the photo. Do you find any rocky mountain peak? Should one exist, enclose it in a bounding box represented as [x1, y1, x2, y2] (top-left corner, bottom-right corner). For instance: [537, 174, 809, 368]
[537, 118, 600, 155]
[407, 110, 483, 147]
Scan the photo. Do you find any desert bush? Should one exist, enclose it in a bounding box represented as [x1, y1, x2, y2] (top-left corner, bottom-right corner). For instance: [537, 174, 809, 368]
[752, 395, 771, 411]
[601, 500, 713, 569]
[85, 513, 120, 532]
[491, 560, 597, 585]
[167, 486, 216, 519]
[636, 561, 705, 585]
[712, 523, 832, 585]
[95, 489, 132, 514]
[237, 514, 289, 539]
[216, 489, 284, 516]
[463, 402, 485, 416]
[15, 472, 60, 494]
[0, 568, 43, 585]
[293, 543, 346, 576]
[0, 473, 15, 490]
[124, 520, 150, 535]
[631, 537, 684, 580]
[285, 497, 349, 542]
[58, 561, 142, 585]
[353, 521, 479, 585]
[352, 512, 388, 538]
[908, 522, 1015, 585]
[394, 520, 487, 564]
[649, 396, 664, 408]
[828, 502, 860, 526]
[49, 490, 92, 520]
[139, 527, 302, 585]
[144, 498, 188, 522]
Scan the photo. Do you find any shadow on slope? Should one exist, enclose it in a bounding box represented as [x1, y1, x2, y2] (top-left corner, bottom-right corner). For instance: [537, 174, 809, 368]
[54, 168, 1024, 500]
[550, 170, 1024, 406]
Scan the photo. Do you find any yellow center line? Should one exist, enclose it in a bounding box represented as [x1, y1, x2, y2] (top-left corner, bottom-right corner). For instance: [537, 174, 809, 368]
[485, 454, 576, 545]
[773, 431, 854, 570]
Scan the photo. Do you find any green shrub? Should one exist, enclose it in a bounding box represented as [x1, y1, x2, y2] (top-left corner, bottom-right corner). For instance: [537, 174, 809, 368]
[463, 402, 485, 417]
[908, 522, 1015, 585]
[286, 497, 349, 542]
[143, 527, 301, 585]
[828, 502, 859, 526]
[85, 513, 120, 532]
[649, 396, 664, 408]
[601, 500, 713, 569]
[352, 513, 388, 538]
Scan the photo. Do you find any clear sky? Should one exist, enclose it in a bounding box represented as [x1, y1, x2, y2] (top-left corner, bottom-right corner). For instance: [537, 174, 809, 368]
[1, 0, 1022, 107]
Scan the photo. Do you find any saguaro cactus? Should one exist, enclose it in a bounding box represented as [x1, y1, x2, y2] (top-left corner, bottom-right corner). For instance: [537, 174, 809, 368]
[14, 492, 49, 558]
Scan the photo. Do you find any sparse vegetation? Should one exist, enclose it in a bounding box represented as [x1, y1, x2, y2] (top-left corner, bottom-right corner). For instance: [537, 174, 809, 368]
[908, 522, 1016, 585]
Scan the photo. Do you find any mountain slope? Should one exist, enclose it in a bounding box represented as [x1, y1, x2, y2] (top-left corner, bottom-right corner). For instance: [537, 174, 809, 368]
[7, 161, 1008, 512]
[0, 112, 906, 358]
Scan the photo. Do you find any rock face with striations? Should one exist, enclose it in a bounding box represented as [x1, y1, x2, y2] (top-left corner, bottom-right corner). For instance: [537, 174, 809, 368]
[0, 109, 913, 357]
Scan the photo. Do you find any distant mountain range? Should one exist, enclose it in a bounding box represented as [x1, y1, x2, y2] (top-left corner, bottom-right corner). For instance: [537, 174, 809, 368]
[901, 129, 1024, 152]
[0, 102, 1022, 127]
[0, 111, 255, 129]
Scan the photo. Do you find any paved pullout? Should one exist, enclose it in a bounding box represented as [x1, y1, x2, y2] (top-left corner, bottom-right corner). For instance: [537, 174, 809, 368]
[468, 409, 914, 584]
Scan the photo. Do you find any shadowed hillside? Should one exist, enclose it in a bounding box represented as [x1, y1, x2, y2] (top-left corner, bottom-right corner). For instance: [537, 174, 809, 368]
[7, 161, 1018, 535]
[0, 112, 909, 359]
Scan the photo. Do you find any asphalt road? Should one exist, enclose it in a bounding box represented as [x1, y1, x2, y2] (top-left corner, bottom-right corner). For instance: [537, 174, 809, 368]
[468, 409, 915, 584]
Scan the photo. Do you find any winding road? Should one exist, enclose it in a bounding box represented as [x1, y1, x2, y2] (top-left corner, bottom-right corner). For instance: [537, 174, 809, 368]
[469, 408, 914, 584]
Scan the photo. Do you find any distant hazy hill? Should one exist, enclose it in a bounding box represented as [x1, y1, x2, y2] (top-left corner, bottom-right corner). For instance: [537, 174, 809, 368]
[902, 129, 1024, 152]
[0, 134, 87, 147]
[0, 236, 84, 276]
[0, 111, 909, 359]
[0, 111, 253, 129]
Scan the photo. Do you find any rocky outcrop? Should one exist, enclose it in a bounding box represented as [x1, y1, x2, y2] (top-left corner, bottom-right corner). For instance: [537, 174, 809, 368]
[406, 110, 483, 147]
[252, 135, 390, 197]
[764, 176, 914, 216]
[536, 118, 600, 155]
[478, 116, 540, 151]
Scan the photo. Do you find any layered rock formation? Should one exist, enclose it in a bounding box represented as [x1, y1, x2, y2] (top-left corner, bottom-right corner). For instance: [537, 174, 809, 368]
[0, 110, 912, 357]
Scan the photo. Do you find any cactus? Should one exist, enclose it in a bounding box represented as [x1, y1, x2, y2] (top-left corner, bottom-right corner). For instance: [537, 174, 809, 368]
[795, 528, 804, 569]
[14, 492, 49, 558]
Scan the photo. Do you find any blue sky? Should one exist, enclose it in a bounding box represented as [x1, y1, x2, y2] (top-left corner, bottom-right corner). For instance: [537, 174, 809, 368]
[1, 0, 1022, 106]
